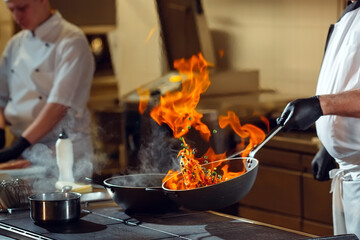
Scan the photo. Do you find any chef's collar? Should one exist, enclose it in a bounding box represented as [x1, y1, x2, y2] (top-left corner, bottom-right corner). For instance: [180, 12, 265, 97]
[29, 11, 62, 43]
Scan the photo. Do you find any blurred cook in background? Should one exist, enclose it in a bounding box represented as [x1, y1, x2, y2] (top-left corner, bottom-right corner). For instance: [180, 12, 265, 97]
[0, 0, 95, 180]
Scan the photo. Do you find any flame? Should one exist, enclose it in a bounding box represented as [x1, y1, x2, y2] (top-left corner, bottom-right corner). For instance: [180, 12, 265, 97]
[150, 53, 211, 141]
[137, 88, 150, 114]
[137, 53, 266, 190]
[219, 111, 265, 157]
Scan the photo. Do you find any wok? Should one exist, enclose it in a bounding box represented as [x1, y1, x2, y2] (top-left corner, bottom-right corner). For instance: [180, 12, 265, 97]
[87, 173, 178, 213]
[160, 126, 282, 211]
[162, 157, 258, 211]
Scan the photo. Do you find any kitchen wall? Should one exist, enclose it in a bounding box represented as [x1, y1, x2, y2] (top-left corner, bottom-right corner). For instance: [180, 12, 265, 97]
[203, 0, 344, 97]
[0, 0, 346, 98]
[0, 0, 13, 54]
[114, 0, 344, 98]
[114, 0, 165, 97]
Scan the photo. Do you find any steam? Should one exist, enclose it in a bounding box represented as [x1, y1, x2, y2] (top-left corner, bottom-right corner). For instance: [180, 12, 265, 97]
[133, 116, 180, 174]
[21, 109, 95, 193]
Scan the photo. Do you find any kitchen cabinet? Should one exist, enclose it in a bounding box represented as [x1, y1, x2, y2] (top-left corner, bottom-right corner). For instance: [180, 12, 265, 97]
[227, 132, 334, 236]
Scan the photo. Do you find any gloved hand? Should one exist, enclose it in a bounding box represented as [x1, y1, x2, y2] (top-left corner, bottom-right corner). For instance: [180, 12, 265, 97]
[0, 129, 5, 150]
[276, 96, 323, 132]
[311, 146, 337, 181]
[0, 136, 31, 163]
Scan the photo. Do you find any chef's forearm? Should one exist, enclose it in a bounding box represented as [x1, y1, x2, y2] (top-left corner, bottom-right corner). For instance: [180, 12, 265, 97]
[318, 89, 360, 117]
[22, 103, 68, 144]
[0, 108, 5, 129]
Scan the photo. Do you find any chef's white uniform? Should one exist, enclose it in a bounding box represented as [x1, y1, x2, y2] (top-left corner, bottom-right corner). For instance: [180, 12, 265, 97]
[316, 1, 360, 237]
[0, 11, 94, 180]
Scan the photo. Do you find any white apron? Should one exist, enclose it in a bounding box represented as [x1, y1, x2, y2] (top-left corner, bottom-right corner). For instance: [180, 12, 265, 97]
[330, 165, 360, 238]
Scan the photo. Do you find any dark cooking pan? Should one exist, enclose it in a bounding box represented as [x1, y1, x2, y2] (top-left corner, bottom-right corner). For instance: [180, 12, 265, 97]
[160, 126, 281, 211]
[87, 173, 178, 213]
[162, 157, 258, 211]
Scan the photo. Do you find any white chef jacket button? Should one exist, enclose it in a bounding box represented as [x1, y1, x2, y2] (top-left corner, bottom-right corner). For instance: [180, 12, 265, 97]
[45, 43, 50, 47]
[10, 69, 14, 73]
[35, 69, 39, 72]
[38, 96, 43, 100]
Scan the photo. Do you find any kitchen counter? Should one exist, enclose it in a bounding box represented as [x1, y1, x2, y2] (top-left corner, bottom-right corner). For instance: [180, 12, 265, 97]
[0, 200, 317, 240]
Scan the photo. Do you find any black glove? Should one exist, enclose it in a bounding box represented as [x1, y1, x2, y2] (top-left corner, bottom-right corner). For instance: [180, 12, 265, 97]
[311, 146, 337, 181]
[276, 96, 323, 132]
[0, 136, 31, 163]
[0, 129, 5, 150]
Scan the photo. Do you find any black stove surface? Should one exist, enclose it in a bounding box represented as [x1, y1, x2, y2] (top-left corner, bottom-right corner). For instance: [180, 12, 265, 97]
[0, 203, 315, 240]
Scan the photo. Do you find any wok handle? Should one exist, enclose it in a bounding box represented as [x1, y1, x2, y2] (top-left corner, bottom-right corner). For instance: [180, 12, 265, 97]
[84, 177, 108, 189]
[248, 125, 282, 158]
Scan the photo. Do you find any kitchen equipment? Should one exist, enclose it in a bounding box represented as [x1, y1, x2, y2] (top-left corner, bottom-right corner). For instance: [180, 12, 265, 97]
[0, 178, 32, 211]
[56, 130, 74, 182]
[28, 187, 81, 223]
[86, 173, 178, 213]
[161, 126, 282, 211]
[162, 157, 258, 210]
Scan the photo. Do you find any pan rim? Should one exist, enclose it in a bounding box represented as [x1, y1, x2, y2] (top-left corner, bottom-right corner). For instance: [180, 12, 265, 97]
[103, 173, 168, 189]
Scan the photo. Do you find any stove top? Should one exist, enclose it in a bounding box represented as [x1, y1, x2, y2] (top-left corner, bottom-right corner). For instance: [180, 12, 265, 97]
[0, 202, 315, 240]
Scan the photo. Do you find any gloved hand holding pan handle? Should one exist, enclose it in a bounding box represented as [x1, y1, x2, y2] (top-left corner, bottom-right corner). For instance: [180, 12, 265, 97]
[276, 96, 337, 181]
[276, 96, 323, 131]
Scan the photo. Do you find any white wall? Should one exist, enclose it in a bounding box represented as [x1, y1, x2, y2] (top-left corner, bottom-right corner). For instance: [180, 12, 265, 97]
[0, 1, 13, 54]
[203, 0, 342, 96]
[114, 0, 165, 97]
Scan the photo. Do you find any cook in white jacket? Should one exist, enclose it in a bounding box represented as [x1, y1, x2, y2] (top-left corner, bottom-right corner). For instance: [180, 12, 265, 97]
[0, 0, 94, 180]
[278, 0, 360, 237]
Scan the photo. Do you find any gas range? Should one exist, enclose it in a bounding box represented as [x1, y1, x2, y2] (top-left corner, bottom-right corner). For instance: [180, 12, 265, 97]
[0, 201, 316, 240]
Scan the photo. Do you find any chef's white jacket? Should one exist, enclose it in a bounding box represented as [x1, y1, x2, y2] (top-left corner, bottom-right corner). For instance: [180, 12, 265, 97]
[0, 11, 94, 179]
[315, 1, 360, 236]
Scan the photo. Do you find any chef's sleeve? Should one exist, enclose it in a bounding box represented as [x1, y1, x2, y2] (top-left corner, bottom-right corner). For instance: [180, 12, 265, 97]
[48, 36, 95, 114]
[0, 46, 10, 108]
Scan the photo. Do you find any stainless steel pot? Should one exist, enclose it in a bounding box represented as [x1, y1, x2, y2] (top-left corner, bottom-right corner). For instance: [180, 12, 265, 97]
[28, 191, 81, 223]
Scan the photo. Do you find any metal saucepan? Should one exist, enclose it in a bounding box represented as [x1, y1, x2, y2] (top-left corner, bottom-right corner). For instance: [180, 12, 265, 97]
[86, 173, 178, 213]
[162, 157, 258, 211]
[28, 186, 81, 223]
